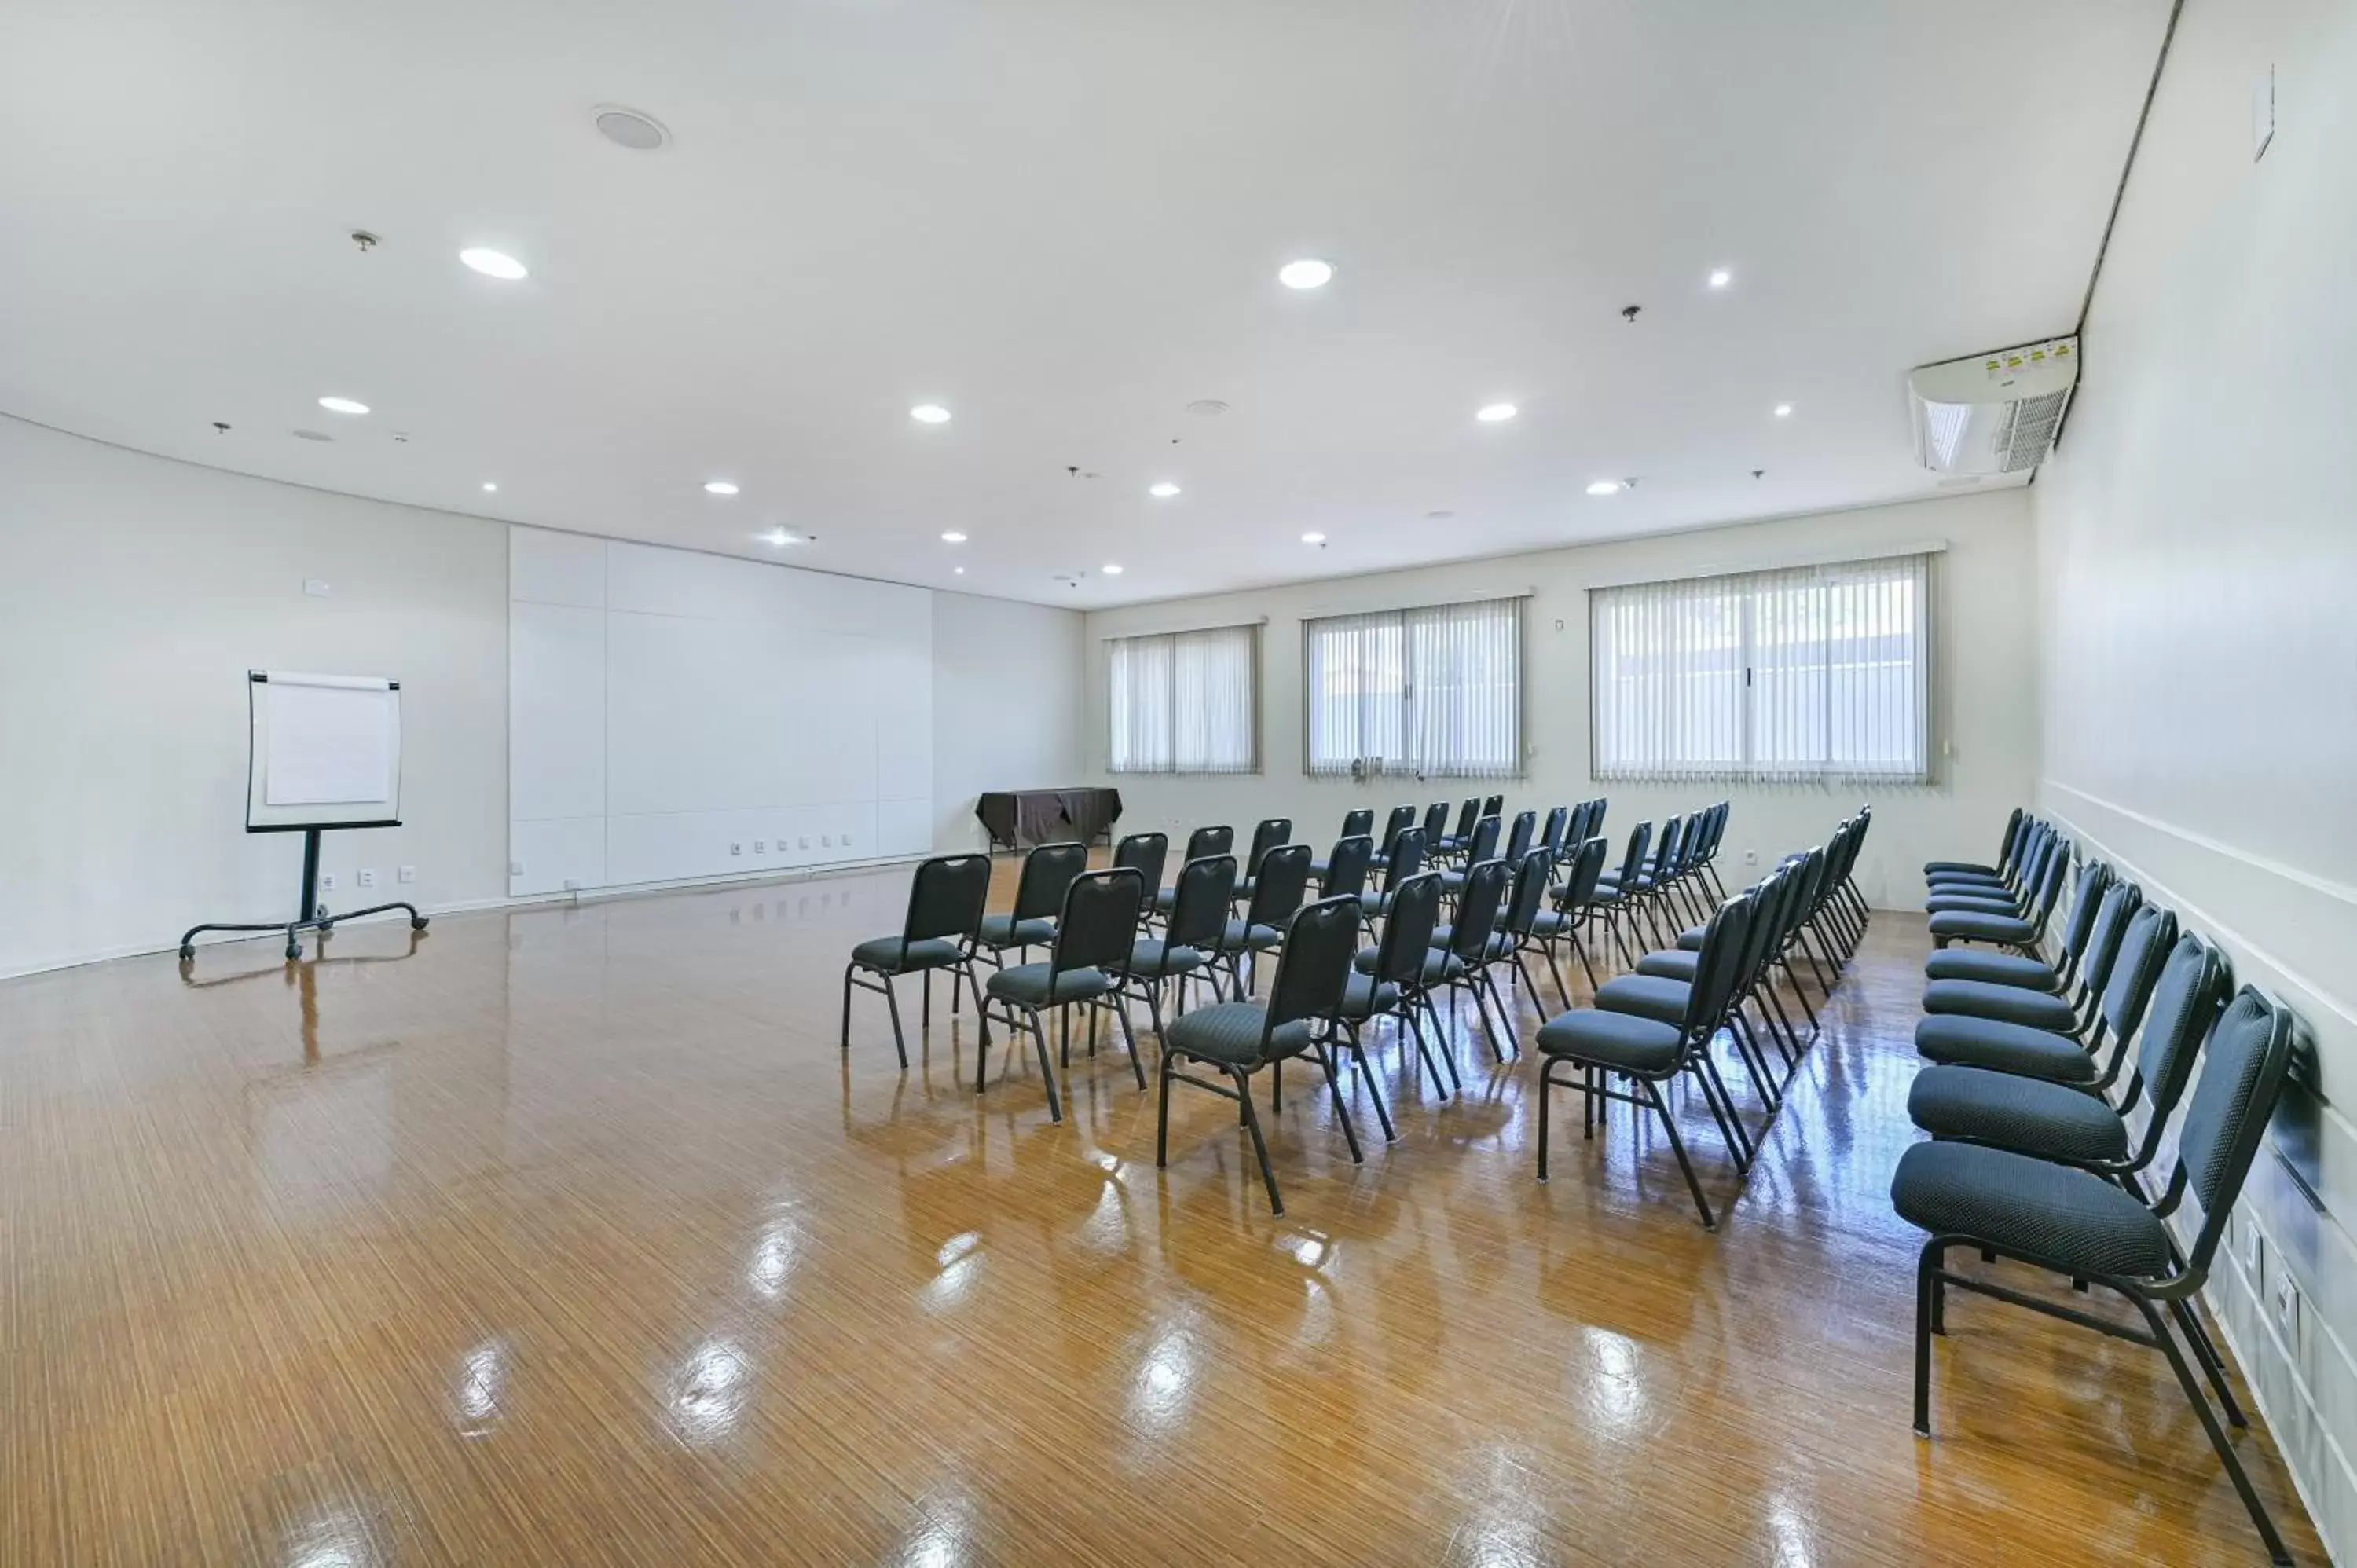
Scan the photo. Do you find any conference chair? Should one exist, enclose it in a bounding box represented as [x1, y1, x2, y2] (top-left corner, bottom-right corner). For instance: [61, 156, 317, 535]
[1317, 834, 1375, 905]
[1438, 797, 1481, 859]
[1211, 842, 1311, 994]
[1927, 835, 2070, 953]
[1501, 808, 1537, 869]
[1112, 832, 1168, 921]
[1366, 826, 1429, 922]
[1490, 848, 1560, 1015]
[1157, 896, 1366, 1216]
[1424, 856, 1516, 1060]
[1538, 804, 1570, 864]
[1916, 899, 2175, 1088]
[1893, 986, 2298, 1565]
[974, 841, 1087, 980]
[1113, 852, 1236, 1038]
[841, 852, 992, 1068]
[1923, 857, 2113, 995]
[1610, 867, 1797, 1138]
[1480, 792, 1505, 821]
[1154, 825, 1233, 919]
[1590, 820, 1653, 966]
[1923, 806, 2027, 885]
[1920, 859, 2116, 1030]
[1233, 817, 1294, 903]
[1530, 834, 1610, 1007]
[1437, 814, 1500, 899]
[1336, 869, 1450, 1109]
[1370, 804, 1418, 868]
[1310, 810, 1375, 882]
[1534, 889, 1758, 1228]
[978, 866, 1146, 1123]
[1419, 801, 1452, 859]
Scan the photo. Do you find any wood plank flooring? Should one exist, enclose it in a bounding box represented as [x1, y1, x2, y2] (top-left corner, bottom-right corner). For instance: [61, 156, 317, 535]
[0, 859, 2324, 1565]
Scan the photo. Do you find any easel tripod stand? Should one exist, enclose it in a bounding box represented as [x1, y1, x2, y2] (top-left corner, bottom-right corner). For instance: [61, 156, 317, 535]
[178, 823, 427, 962]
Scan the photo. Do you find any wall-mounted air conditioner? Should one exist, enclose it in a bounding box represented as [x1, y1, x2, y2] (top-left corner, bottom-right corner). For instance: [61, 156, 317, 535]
[1909, 336, 2079, 474]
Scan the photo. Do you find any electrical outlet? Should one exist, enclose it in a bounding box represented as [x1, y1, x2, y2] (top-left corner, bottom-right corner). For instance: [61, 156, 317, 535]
[800, 836, 810, 849]
[1744, 849, 1758, 865]
[754, 839, 768, 853]
[509, 859, 525, 877]
[842, 833, 852, 847]
[320, 873, 339, 892]
[731, 841, 742, 856]
[398, 866, 416, 884]
[357, 868, 376, 888]
[821, 833, 833, 848]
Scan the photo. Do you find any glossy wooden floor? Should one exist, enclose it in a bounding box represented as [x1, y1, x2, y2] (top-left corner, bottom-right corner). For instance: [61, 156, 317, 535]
[1, 860, 2322, 1566]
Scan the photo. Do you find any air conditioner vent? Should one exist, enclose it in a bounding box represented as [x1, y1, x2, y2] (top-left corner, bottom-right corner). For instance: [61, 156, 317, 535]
[1908, 336, 2079, 474]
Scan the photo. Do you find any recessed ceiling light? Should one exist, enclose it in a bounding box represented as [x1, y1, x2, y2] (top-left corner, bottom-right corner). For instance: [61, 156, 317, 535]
[317, 396, 369, 416]
[1149, 482, 1181, 498]
[910, 404, 951, 424]
[1102, 563, 1125, 576]
[704, 480, 739, 496]
[1277, 258, 1334, 290]
[1708, 268, 1732, 288]
[761, 528, 799, 547]
[1774, 403, 1794, 418]
[940, 531, 967, 543]
[482, 482, 498, 493]
[459, 248, 528, 280]
[1475, 402, 1518, 423]
[1301, 532, 1327, 544]
[954, 566, 966, 575]
[1585, 480, 1622, 496]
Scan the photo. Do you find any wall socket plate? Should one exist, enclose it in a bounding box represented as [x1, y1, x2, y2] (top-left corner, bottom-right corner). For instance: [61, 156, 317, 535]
[357, 868, 376, 888]
[398, 866, 416, 884]
[509, 859, 525, 877]
[730, 841, 742, 855]
[754, 839, 767, 853]
[2274, 1272, 2299, 1339]
[320, 873, 338, 892]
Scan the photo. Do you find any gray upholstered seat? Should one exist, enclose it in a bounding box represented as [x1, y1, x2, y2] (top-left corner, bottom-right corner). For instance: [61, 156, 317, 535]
[1925, 889, 2022, 915]
[1926, 908, 2037, 944]
[1161, 1001, 1312, 1065]
[977, 913, 1056, 947]
[1336, 973, 1401, 1020]
[1923, 859, 1998, 876]
[1889, 1140, 2171, 1278]
[1923, 949, 2062, 990]
[1905, 1065, 2131, 1164]
[1594, 973, 1691, 1026]
[1635, 948, 1700, 981]
[1113, 939, 1204, 977]
[1675, 924, 1707, 951]
[1217, 919, 1282, 951]
[1922, 978, 2077, 1031]
[985, 962, 1113, 1006]
[850, 935, 966, 973]
[1152, 888, 1179, 915]
[1528, 908, 1577, 936]
[1352, 947, 1466, 984]
[1428, 925, 1511, 962]
[1915, 1013, 2098, 1083]
[1534, 1008, 1683, 1074]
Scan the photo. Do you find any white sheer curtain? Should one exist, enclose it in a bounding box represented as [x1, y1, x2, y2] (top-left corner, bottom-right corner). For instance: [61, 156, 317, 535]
[1591, 553, 1930, 782]
[1107, 625, 1258, 774]
[1306, 596, 1522, 778]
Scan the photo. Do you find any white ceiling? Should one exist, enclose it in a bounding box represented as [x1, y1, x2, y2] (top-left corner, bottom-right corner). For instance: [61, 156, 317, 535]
[0, 0, 2168, 608]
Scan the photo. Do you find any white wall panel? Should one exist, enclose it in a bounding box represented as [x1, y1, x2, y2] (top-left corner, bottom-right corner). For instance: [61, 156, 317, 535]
[509, 602, 605, 823]
[509, 527, 607, 609]
[508, 816, 604, 897]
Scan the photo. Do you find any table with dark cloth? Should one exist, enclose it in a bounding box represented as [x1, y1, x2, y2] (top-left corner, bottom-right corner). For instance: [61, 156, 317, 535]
[975, 788, 1123, 851]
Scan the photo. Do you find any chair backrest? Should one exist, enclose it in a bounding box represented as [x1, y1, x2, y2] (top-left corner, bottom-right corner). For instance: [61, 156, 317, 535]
[1261, 896, 1364, 1050]
[2095, 903, 2181, 1043]
[1373, 871, 1445, 985]
[1112, 833, 1168, 914]
[1541, 805, 1570, 855]
[1445, 860, 1512, 962]
[1381, 826, 1429, 890]
[1244, 818, 1292, 878]
[1051, 868, 1144, 974]
[2126, 934, 2231, 1121]
[1167, 855, 1237, 950]
[1184, 824, 1234, 862]
[1014, 841, 1089, 920]
[1503, 809, 1537, 864]
[1581, 797, 1608, 842]
[2075, 881, 2145, 998]
[1614, 821, 1654, 886]
[1994, 806, 2027, 873]
[1340, 808, 1375, 841]
[2024, 834, 2073, 930]
[1552, 835, 1610, 912]
[1500, 850, 1554, 938]
[1321, 835, 1375, 900]
[1422, 801, 1453, 845]
[1730, 867, 1790, 987]
[1480, 793, 1505, 819]
[1450, 798, 1482, 841]
[901, 854, 993, 949]
[1463, 813, 1501, 866]
[1682, 892, 1758, 1037]
[2173, 986, 2297, 1271]
[1651, 815, 1685, 877]
[1245, 843, 1313, 927]
[2052, 859, 2116, 977]
[1695, 804, 1727, 862]
[1377, 804, 1417, 859]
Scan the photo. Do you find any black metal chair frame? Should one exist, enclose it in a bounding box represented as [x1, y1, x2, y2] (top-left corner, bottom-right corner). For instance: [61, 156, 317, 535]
[841, 853, 993, 1068]
[976, 866, 1146, 1123]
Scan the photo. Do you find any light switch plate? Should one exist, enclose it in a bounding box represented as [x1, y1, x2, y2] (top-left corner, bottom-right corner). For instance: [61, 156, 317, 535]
[398, 866, 416, 884]
[320, 873, 338, 892]
[731, 841, 742, 855]
[754, 839, 767, 853]
[509, 859, 525, 877]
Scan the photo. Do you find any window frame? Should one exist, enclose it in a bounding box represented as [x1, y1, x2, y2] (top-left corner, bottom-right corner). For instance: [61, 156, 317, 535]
[1301, 594, 1526, 781]
[1103, 622, 1263, 775]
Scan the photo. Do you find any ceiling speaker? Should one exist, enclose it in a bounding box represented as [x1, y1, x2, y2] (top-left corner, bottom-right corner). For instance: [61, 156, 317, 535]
[593, 106, 669, 152]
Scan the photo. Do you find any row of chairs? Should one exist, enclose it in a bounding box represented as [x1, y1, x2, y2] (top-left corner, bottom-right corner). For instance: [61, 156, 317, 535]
[1527, 810, 1874, 1228]
[1889, 811, 2302, 1565]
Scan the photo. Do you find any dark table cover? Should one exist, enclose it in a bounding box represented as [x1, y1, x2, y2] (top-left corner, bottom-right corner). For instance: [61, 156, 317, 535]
[976, 788, 1123, 850]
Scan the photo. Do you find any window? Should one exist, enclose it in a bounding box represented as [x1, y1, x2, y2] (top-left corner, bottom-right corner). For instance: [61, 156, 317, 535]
[1589, 552, 1932, 782]
[1105, 625, 1259, 774]
[1304, 595, 1523, 778]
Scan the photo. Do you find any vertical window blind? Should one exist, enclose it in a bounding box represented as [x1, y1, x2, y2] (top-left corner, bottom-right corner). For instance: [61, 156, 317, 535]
[1304, 595, 1523, 778]
[1105, 625, 1259, 774]
[1589, 552, 1932, 782]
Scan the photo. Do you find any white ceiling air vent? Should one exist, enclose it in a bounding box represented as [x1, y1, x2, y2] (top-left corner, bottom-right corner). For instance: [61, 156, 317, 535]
[1908, 336, 2079, 474]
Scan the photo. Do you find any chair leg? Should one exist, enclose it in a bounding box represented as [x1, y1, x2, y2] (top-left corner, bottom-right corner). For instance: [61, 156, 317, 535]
[1143, 981, 1168, 1046]
[1156, 1046, 1178, 1166]
[1346, 1022, 1396, 1141]
[2168, 1296, 2249, 1428]
[1027, 1006, 1062, 1123]
[1317, 1042, 1363, 1163]
[1913, 1239, 1941, 1436]
[1536, 1057, 1556, 1180]
[1113, 996, 1145, 1090]
[922, 970, 932, 1029]
[2134, 1294, 2294, 1566]
[882, 975, 909, 1069]
[840, 964, 857, 1050]
[1645, 1076, 1715, 1229]
[1234, 1066, 1282, 1214]
[962, 962, 992, 1045]
[1402, 1001, 1450, 1101]
[1059, 1006, 1070, 1068]
[1542, 940, 1574, 1011]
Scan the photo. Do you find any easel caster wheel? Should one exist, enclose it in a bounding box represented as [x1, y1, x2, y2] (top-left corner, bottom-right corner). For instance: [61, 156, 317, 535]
[178, 945, 194, 962]
[284, 942, 302, 961]
[411, 917, 429, 931]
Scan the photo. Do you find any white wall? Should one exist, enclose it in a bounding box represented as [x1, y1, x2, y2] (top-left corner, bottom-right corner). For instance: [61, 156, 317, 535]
[0, 416, 1086, 975]
[2032, 1, 2357, 1553]
[0, 415, 509, 976]
[930, 589, 1089, 852]
[1083, 489, 2039, 912]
